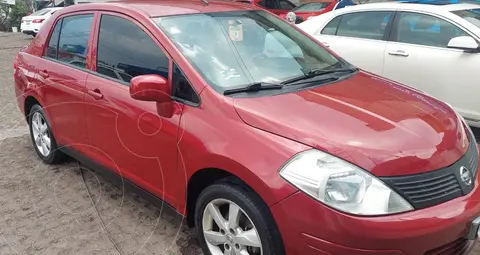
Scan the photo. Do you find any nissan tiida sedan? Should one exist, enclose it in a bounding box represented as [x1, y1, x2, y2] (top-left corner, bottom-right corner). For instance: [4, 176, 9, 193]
[13, 1, 480, 255]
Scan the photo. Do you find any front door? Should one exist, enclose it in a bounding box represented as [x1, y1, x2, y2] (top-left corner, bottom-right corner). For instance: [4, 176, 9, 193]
[36, 13, 94, 148]
[84, 13, 182, 203]
[313, 11, 394, 75]
[383, 12, 480, 124]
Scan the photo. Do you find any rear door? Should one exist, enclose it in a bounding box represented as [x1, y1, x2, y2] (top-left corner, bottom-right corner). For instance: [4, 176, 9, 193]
[36, 12, 94, 149]
[312, 11, 394, 74]
[383, 11, 480, 124]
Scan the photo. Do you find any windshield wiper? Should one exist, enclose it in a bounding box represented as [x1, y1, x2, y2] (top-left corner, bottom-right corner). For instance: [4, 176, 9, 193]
[282, 67, 357, 85]
[223, 82, 283, 95]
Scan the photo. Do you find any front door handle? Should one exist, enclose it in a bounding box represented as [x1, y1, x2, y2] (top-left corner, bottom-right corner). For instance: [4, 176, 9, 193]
[39, 70, 49, 78]
[87, 89, 103, 100]
[321, 42, 330, 47]
[388, 50, 409, 57]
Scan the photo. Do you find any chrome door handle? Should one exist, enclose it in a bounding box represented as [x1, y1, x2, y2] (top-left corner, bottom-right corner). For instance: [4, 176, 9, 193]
[39, 70, 49, 78]
[321, 42, 330, 47]
[388, 50, 409, 57]
[87, 89, 103, 100]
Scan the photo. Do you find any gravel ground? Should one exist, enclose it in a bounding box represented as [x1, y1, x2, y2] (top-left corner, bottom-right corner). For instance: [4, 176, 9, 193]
[0, 33, 479, 255]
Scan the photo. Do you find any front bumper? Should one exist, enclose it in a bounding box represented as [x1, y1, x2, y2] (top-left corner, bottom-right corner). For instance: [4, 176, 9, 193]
[271, 152, 480, 255]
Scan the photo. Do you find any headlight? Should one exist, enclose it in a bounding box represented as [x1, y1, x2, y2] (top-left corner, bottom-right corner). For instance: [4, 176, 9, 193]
[445, 102, 474, 137]
[456, 112, 474, 136]
[280, 149, 413, 216]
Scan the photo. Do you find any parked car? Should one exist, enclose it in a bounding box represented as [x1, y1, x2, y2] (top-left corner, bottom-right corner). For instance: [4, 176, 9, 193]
[234, 0, 297, 15]
[20, 7, 62, 37]
[279, 0, 355, 24]
[298, 2, 480, 128]
[13, 1, 480, 255]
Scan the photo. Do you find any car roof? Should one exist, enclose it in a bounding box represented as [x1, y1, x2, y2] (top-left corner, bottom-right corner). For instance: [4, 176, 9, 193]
[336, 2, 480, 12]
[42, 7, 63, 11]
[65, 0, 259, 17]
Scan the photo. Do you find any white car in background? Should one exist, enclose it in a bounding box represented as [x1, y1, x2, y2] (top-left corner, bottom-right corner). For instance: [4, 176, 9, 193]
[298, 2, 480, 128]
[21, 7, 62, 37]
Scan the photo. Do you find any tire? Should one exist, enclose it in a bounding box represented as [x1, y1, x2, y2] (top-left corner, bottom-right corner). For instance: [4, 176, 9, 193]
[28, 104, 66, 164]
[195, 181, 285, 255]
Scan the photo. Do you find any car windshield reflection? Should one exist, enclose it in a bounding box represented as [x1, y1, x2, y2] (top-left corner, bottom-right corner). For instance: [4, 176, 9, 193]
[154, 10, 344, 93]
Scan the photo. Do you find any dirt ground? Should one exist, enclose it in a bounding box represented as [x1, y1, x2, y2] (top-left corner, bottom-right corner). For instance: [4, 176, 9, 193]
[0, 33, 479, 255]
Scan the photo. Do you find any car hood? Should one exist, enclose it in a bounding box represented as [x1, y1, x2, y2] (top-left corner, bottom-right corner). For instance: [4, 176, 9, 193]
[233, 72, 470, 176]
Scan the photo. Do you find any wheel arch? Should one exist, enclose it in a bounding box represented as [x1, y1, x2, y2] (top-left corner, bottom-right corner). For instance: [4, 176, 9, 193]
[24, 95, 41, 122]
[186, 168, 248, 227]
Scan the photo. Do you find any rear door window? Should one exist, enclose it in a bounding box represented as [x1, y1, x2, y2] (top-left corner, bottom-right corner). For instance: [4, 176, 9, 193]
[258, 0, 277, 9]
[336, 11, 393, 40]
[95, 14, 169, 84]
[57, 14, 94, 68]
[278, 0, 295, 10]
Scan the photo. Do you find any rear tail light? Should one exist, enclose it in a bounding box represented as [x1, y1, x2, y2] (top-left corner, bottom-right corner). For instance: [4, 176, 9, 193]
[32, 19, 44, 23]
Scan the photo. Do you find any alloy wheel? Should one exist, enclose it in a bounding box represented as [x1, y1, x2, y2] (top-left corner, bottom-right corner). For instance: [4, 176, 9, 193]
[31, 112, 51, 157]
[202, 198, 263, 255]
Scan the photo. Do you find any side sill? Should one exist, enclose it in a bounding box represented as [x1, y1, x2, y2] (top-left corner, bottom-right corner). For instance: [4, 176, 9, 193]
[59, 146, 185, 223]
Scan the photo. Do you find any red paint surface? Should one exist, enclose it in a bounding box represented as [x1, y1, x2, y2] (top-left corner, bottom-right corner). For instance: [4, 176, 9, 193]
[13, 1, 480, 254]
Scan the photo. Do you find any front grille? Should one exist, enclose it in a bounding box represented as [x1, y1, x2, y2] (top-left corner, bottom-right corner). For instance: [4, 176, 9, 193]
[468, 138, 479, 176]
[425, 238, 471, 255]
[381, 133, 478, 209]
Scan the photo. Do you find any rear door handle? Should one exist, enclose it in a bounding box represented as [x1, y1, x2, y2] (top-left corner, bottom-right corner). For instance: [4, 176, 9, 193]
[39, 70, 49, 78]
[388, 50, 409, 57]
[87, 89, 103, 100]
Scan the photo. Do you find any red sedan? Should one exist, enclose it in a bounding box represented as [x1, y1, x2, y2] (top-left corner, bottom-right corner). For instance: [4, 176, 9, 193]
[13, 0, 480, 255]
[280, 0, 356, 24]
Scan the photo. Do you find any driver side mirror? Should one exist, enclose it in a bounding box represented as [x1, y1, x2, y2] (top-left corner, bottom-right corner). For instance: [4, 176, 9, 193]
[129, 74, 172, 103]
[447, 36, 480, 52]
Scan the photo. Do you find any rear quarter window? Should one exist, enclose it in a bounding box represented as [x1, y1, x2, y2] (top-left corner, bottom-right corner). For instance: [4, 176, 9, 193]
[44, 19, 62, 59]
[321, 16, 342, 35]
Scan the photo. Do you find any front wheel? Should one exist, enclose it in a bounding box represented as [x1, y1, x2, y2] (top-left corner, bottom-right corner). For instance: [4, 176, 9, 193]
[195, 182, 285, 255]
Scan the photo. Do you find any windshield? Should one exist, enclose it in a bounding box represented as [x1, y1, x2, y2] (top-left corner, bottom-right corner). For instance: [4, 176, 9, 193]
[31, 9, 52, 16]
[154, 10, 343, 92]
[292, 2, 330, 12]
[452, 8, 480, 28]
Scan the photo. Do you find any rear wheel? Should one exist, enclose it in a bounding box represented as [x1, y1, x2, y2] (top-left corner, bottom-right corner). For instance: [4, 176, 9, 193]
[28, 104, 65, 164]
[195, 182, 285, 255]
